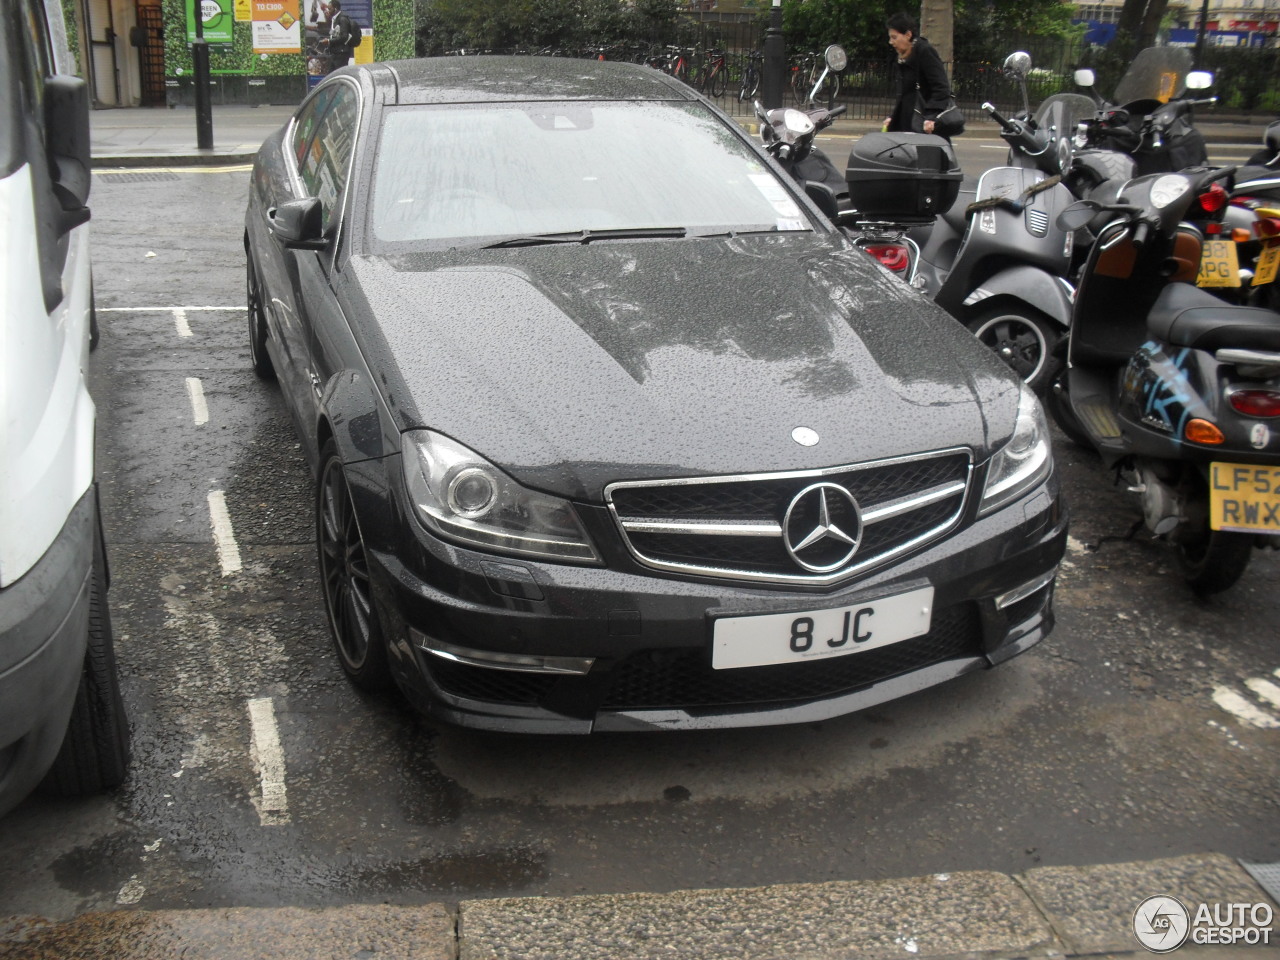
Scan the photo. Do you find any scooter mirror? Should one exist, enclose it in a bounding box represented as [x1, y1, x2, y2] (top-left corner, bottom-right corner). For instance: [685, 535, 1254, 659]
[1186, 70, 1214, 90]
[1057, 199, 1102, 232]
[1003, 51, 1032, 79]
[824, 44, 848, 73]
[1074, 68, 1096, 88]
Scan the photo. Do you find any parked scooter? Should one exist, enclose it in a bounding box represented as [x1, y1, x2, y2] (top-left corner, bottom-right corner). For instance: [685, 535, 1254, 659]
[1071, 48, 1215, 176]
[1051, 166, 1280, 593]
[895, 52, 1077, 393]
[1221, 120, 1280, 310]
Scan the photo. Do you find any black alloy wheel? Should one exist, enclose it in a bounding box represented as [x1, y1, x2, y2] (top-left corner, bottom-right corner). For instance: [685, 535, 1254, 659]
[967, 306, 1062, 395]
[246, 252, 276, 381]
[317, 441, 391, 690]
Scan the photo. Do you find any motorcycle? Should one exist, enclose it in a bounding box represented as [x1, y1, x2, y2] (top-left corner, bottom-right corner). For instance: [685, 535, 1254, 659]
[896, 50, 1077, 393]
[1221, 120, 1280, 310]
[1051, 166, 1280, 593]
[1071, 47, 1216, 177]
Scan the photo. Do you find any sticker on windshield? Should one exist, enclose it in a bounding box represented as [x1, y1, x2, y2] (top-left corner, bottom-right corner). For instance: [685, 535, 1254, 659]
[776, 219, 806, 231]
[772, 199, 802, 218]
[749, 174, 790, 203]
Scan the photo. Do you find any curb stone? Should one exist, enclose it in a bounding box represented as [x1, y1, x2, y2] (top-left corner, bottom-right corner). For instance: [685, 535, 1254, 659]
[5, 853, 1270, 960]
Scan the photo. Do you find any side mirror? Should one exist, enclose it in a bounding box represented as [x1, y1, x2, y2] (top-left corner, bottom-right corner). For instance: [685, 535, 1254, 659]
[44, 74, 92, 229]
[1003, 51, 1032, 79]
[269, 197, 328, 249]
[824, 44, 848, 73]
[1057, 199, 1102, 232]
[803, 181, 840, 220]
[1186, 70, 1213, 90]
[1074, 68, 1096, 88]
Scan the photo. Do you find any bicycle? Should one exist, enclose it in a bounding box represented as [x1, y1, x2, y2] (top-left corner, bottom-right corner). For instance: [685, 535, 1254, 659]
[697, 49, 729, 98]
[791, 51, 840, 105]
[738, 51, 762, 102]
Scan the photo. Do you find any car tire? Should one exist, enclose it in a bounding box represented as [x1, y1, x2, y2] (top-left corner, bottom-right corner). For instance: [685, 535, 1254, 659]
[967, 306, 1062, 395]
[317, 440, 391, 691]
[41, 530, 130, 797]
[246, 253, 276, 381]
[1176, 529, 1254, 595]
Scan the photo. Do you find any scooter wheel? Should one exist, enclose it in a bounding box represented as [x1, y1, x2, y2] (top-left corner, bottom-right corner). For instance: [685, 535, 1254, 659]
[967, 307, 1062, 395]
[1176, 530, 1254, 595]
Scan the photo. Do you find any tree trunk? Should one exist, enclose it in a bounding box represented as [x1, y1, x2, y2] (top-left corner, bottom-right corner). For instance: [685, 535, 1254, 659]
[919, 0, 953, 68]
[1116, 0, 1170, 51]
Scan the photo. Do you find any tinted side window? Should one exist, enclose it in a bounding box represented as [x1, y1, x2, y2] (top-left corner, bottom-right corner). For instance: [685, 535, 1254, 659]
[298, 84, 358, 227]
[290, 88, 331, 170]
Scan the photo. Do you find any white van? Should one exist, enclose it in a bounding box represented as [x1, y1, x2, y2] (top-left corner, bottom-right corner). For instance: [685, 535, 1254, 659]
[0, 0, 128, 816]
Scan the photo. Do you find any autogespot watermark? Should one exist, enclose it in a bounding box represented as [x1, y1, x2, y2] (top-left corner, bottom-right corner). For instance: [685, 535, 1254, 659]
[1133, 895, 1275, 952]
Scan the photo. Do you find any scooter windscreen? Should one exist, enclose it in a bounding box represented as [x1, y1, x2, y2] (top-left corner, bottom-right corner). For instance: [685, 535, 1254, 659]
[1111, 47, 1195, 106]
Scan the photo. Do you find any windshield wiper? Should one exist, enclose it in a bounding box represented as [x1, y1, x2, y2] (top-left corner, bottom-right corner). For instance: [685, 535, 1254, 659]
[482, 227, 687, 249]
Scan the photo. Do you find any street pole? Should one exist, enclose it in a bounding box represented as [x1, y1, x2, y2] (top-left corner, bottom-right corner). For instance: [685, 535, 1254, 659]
[1193, 0, 1210, 64]
[762, 0, 784, 109]
[192, 0, 213, 150]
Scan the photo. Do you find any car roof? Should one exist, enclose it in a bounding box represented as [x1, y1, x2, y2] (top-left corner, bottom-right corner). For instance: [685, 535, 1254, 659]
[374, 56, 701, 105]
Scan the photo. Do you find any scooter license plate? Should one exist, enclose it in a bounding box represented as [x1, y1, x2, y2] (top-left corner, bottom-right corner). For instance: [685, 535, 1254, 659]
[1254, 243, 1280, 286]
[1209, 463, 1280, 534]
[1196, 240, 1241, 289]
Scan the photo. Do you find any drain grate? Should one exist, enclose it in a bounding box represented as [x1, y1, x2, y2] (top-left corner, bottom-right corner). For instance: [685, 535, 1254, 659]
[100, 172, 181, 183]
[1241, 861, 1280, 902]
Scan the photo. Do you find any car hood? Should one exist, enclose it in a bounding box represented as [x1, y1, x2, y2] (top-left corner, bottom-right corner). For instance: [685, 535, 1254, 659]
[345, 234, 1020, 501]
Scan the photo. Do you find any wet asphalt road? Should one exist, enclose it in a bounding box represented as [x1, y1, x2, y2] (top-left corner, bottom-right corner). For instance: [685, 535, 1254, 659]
[0, 162, 1276, 923]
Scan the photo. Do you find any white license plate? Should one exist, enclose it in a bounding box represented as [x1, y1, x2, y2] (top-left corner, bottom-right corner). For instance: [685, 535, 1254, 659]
[712, 586, 935, 670]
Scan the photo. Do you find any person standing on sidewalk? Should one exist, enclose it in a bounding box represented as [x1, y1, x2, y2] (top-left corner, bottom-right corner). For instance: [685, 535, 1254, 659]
[884, 11, 952, 139]
[325, 0, 356, 73]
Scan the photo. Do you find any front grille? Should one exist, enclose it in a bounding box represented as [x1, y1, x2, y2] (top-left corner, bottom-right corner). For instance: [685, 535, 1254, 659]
[600, 602, 982, 709]
[607, 450, 972, 585]
[424, 604, 984, 713]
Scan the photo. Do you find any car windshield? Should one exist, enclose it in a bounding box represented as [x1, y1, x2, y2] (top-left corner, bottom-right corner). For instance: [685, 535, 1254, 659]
[369, 100, 812, 245]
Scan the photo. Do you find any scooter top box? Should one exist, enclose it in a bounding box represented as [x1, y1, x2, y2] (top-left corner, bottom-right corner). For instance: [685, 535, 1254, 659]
[846, 132, 963, 222]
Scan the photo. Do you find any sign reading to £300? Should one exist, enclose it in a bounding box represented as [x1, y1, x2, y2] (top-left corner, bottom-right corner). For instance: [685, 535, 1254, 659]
[252, 0, 301, 54]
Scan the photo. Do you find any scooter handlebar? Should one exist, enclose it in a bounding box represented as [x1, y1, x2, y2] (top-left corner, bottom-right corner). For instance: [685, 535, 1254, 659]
[981, 102, 1013, 130]
[1131, 219, 1151, 250]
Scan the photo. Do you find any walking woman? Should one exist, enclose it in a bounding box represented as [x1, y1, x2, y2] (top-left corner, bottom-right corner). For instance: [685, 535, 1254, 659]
[884, 11, 954, 139]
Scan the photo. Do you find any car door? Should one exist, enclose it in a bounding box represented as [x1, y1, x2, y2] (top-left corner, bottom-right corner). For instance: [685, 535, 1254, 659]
[289, 79, 361, 463]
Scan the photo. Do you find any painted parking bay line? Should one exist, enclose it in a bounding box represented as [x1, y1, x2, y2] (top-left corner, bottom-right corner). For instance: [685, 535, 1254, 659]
[185, 377, 209, 426]
[247, 697, 290, 826]
[207, 489, 243, 576]
[1212, 684, 1280, 730]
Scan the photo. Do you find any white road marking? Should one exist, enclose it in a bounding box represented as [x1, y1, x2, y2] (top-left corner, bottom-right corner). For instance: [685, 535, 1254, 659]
[207, 490, 243, 576]
[1211, 685, 1280, 729]
[174, 308, 192, 338]
[1244, 677, 1280, 710]
[94, 164, 254, 174]
[185, 377, 209, 426]
[98, 306, 241, 312]
[247, 697, 290, 826]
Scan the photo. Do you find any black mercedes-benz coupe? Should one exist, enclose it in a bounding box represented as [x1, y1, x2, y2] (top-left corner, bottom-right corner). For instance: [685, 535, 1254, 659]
[244, 56, 1067, 733]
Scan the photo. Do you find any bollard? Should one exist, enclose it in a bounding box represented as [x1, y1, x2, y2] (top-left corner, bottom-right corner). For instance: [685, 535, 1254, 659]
[762, 0, 785, 110]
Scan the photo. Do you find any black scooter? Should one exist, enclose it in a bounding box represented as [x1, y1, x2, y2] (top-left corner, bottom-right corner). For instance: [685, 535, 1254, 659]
[1052, 167, 1280, 593]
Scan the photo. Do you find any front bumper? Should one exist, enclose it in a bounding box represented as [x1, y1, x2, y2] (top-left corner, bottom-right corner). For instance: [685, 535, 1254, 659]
[0, 490, 95, 814]
[347, 457, 1068, 734]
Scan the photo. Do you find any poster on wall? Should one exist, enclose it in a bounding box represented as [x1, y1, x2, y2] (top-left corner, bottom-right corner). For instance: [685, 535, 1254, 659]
[233, 0, 250, 21]
[304, 0, 372, 88]
[252, 0, 302, 54]
[186, 0, 234, 44]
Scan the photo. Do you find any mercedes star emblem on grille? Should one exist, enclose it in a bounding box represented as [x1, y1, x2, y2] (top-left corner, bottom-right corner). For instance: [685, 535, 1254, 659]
[782, 482, 863, 573]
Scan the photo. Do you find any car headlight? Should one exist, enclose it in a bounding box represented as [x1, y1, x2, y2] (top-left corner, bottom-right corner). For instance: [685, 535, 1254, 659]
[980, 385, 1053, 515]
[401, 430, 600, 563]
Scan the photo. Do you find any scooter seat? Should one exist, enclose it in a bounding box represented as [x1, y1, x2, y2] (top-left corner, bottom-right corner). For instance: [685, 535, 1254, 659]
[1146, 283, 1280, 352]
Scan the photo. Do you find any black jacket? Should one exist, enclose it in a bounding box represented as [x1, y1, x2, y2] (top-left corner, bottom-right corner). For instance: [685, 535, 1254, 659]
[888, 37, 952, 133]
